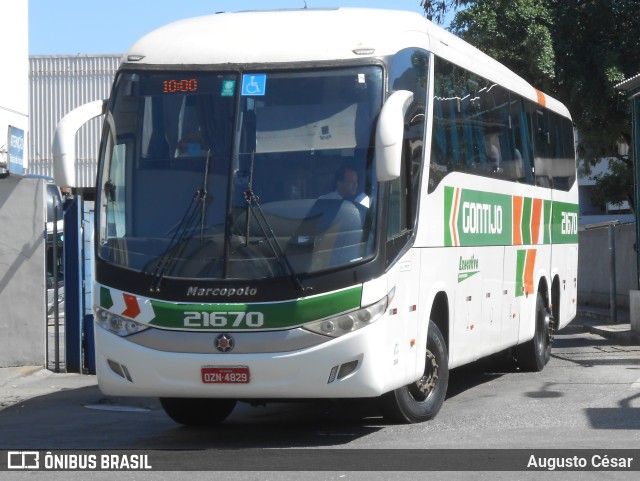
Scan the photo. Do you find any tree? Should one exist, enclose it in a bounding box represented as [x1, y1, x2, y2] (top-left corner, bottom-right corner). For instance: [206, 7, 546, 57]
[450, 0, 555, 91]
[590, 156, 634, 210]
[420, 1, 467, 23]
[426, 0, 640, 212]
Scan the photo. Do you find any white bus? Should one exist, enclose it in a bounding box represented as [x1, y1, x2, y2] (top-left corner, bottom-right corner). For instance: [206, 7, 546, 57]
[53, 8, 578, 425]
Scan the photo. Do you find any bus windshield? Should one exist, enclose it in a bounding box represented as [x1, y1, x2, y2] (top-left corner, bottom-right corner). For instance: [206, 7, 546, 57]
[98, 66, 383, 281]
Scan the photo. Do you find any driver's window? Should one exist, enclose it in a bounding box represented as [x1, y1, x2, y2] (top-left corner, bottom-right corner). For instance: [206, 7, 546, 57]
[105, 143, 127, 238]
[385, 48, 428, 247]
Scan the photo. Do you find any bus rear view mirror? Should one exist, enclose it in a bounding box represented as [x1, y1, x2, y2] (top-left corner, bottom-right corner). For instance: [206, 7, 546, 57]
[52, 99, 107, 188]
[375, 90, 413, 181]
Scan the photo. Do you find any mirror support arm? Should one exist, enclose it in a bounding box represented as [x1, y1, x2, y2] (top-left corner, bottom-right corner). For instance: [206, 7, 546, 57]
[52, 99, 107, 188]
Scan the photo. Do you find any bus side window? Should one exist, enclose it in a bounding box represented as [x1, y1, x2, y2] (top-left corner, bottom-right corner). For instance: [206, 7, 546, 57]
[512, 99, 536, 185]
[547, 112, 576, 191]
[429, 58, 460, 193]
[430, 57, 546, 188]
[532, 106, 553, 187]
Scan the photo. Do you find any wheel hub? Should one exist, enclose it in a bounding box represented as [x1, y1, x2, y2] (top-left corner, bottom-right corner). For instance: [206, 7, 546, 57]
[415, 350, 439, 397]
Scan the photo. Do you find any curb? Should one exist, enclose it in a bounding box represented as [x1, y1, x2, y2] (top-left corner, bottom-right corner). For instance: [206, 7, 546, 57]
[576, 309, 611, 321]
[576, 310, 640, 344]
[584, 325, 640, 344]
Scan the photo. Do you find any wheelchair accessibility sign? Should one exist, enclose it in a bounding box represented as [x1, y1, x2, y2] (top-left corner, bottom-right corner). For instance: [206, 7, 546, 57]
[241, 74, 266, 96]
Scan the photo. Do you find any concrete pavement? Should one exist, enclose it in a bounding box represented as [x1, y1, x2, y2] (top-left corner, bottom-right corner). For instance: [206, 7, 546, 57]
[0, 306, 637, 414]
[0, 364, 96, 411]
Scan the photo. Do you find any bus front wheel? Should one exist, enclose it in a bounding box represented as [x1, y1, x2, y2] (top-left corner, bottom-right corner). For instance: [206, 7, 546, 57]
[380, 320, 449, 423]
[159, 397, 237, 426]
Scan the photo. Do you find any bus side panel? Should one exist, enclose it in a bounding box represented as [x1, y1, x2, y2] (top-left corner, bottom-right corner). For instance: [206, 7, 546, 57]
[501, 245, 521, 348]
[477, 246, 506, 359]
[381, 249, 424, 392]
[519, 253, 552, 345]
[450, 247, 483, 365]
[418, 247, 460, 367]
[551, 185, 579, 330]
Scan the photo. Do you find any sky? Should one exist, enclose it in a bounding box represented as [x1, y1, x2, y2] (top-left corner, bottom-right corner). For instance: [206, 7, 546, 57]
[29, 1, 454, 55]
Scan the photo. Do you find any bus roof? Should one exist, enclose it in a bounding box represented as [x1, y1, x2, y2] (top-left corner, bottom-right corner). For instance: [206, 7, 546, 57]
[123, 8, 570, 119]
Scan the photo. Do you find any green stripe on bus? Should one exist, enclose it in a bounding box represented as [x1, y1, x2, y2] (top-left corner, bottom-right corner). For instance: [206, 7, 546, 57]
[544, 200, 552, 244]
[444, 186, 454, 247]
[521, 197, 532, 245]
[147, 285, 363, 330]
[515, 249, 527, 298]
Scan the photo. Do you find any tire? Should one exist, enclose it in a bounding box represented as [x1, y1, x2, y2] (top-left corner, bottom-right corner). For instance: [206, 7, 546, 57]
[516, 292, 553, 372]
[159, 398, 237, 426]
[380, 320, 449, 423]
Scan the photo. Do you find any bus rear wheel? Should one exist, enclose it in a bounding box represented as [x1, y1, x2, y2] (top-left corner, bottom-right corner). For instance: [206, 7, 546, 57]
[516, 292, 553, 372]
[159, 397, 237, 426]
[380, 320, 449, 423]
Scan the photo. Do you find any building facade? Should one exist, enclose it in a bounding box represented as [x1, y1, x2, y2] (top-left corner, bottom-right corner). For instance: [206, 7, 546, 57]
[28, 55, 121, 188]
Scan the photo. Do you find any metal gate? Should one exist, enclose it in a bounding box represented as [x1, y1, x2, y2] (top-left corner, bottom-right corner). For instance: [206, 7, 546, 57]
[46, 195, 95, 374]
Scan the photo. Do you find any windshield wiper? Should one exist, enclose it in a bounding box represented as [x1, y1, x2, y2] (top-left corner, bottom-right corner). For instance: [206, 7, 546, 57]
[149, 150, 212, 292]
[243, 152, 308, 294]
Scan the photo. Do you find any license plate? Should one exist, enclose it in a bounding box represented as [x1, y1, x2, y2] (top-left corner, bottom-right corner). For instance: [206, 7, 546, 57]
[201, 366, 250, 384]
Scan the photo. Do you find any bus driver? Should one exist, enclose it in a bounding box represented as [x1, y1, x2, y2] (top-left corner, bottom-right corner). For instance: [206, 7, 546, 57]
[320, 164, 370, 208]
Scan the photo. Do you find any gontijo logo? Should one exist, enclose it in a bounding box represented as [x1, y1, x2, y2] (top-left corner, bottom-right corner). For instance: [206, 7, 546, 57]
[445, 187, 512, 246]
[462, 201, 503, 235]
[445, 187, 578, 247]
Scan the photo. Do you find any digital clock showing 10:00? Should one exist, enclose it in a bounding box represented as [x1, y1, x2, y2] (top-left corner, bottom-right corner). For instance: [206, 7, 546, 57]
[163, 79, 198, 93]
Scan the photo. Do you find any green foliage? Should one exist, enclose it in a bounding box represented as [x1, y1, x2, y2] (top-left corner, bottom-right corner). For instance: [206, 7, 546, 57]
[450, 0, 555, 90]
[591, 159, 634, 210]
[420, 1, 468, 23]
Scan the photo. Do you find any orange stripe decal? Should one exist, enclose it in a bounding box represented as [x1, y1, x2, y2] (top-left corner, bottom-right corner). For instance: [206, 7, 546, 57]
[531, 198, 543, 244]
[535, 89, 547, 108]
[524, 250, 537, 295]
[513, 196, 523, 245]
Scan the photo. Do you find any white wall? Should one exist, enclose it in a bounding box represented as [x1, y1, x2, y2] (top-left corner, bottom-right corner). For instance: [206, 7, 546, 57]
[0, 177, 46, 366]
[0, 1, 29, 171]
[0, 1, 45, 367]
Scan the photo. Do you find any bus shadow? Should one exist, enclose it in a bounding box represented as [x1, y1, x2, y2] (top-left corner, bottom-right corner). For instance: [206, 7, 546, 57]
[136, 398, 386, 449]
[0, 387, 385, 449]
[445, 359, 513, 400]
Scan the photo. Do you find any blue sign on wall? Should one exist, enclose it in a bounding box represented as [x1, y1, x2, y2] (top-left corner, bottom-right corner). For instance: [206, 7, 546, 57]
[8, 126, 25, 176]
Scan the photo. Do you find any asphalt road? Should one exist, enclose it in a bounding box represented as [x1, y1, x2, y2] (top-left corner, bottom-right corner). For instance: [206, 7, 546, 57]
[1, 317, 639, 478]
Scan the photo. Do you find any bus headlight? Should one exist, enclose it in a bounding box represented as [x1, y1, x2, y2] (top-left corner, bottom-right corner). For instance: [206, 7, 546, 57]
[95, 306, 149, 337]
[302, 292, 390, 338]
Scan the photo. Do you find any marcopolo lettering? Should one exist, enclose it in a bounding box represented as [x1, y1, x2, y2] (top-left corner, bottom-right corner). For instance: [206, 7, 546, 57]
[187, 286, 258, 297]
[462, 202, 503, 235]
